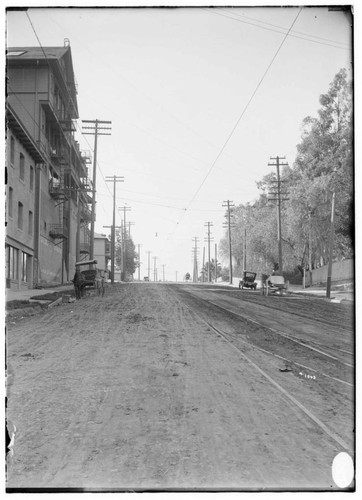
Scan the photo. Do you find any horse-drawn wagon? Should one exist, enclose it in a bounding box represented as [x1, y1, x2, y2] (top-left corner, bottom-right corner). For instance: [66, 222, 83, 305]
[72, 259, 106, 299]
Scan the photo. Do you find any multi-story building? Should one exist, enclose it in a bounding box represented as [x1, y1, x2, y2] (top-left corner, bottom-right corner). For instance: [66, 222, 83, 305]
[6, 41, 93, 289]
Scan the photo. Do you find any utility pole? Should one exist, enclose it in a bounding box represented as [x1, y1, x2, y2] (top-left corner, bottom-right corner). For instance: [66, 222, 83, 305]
[222, 200, 235, 284]
[119, 206, 131, 280]
[137, 244, 142, 281]
[82, 119, 112, 260]
[175, 271, 178, 282]
[162, 264, 165, 282]
[153, 256, 158, 282]
[215, 243, 218, 282]
[103, 225, 122, 280]
[192, 237, 199, 283]
[268, 156, 289, 275]
[243, 226, 247, 273]
[147, 251, 151, 280]
[105, 176, 124, 284]
[202, 247, 205, 282]
[326, 191, 336, 298]
[204, 222, 213, 282]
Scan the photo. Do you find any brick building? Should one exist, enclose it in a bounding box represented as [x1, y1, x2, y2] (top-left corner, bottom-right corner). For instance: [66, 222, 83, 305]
[6, 42, 93, 289]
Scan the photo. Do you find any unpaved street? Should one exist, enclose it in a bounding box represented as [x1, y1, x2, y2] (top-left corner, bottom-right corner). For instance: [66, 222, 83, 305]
[6, 283, 354, 491]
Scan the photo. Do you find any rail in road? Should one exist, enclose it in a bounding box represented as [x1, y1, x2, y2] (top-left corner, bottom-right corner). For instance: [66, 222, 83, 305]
[173, 284, 354, 386]
[168, 283, 354, 456]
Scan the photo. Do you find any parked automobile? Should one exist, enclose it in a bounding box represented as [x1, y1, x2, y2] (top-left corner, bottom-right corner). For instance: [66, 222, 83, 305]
[238, 271, 258, 290]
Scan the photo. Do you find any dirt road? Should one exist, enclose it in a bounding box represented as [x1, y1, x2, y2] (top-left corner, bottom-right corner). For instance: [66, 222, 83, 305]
[6, 283, 354, 491]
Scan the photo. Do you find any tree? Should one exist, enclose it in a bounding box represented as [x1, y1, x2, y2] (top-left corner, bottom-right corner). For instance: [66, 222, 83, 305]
[200, 258, 222, 281]
[292, 68, 353, 259]
[218, 69, 353, 275]
[115, 229, 138, 279]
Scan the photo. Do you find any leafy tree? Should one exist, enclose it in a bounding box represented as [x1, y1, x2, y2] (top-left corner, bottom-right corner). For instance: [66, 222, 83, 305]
[218, 69, 353, 275]
[115, 229, 138, 279]
[292, 68, 353, 259]
[200, 258, 222, 281]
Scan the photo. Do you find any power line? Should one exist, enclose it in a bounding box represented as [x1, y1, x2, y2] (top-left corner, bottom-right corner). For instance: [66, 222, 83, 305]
[172, 7, 303, 234]
[43, 8, 262, 174]
[218, 7, 350, 48]
[82, 119, 112, 259]
[206, 8, 350, 51]
[24, 11, 116, 220]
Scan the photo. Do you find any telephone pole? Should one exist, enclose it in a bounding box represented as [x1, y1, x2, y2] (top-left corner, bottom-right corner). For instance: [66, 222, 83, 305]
[326, 192, 336, 298]
[137, 244, 142, 281]
[215, 243, 218, 282]
[153, 256, 158, 282]
[105, 176, 124, 284]
[222, 200, 235, 284]
[268, 156, 289, 275]
[192, 237, 199, 283]
[147, 251, 151, 280]
[204, 222, 214, 282]
[82, 119, 112, 260]
[119, 206, 131, 280]
[202, 247, 205, 282]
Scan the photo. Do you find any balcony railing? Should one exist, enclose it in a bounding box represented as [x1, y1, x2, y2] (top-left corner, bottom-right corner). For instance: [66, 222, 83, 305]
[80, 205, 93, 224]
[49, 224, 68, 239]
[80, 243, 90, 254]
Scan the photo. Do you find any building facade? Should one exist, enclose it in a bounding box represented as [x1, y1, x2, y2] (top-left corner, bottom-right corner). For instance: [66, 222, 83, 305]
[6, 42, 92, 289]
[94, 233, 111, 274]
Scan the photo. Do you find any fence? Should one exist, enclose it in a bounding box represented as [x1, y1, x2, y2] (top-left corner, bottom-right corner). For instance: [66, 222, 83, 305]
[311, 259, 354, 285]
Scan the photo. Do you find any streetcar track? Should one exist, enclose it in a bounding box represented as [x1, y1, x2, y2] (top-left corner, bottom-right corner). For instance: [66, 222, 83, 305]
[205, 299, 354, 368]
[197, 287, 353, 334]
[221, 328, 353, 387]
[200, 319, 351, 452]
[171, 287, 353, 387]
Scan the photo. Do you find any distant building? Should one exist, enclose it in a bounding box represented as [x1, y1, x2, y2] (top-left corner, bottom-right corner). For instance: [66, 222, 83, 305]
[94, 233, 111, 273]
[6, 42, 93, 289]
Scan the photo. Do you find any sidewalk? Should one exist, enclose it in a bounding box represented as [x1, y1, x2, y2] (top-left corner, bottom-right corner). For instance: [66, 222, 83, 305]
[5, 284, 74, 303]
[287, 284, 354, 302]
[215, 279, 354, 303]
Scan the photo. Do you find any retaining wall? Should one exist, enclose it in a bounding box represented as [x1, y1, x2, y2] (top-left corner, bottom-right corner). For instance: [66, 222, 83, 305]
[311, 259, 354, 285]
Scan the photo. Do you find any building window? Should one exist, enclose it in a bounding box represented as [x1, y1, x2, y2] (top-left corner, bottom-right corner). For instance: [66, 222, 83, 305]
[21, 252, 28, 282]
[28, 211, 33, 235]
[8, 187, 13, 218]
[10, 136, 15, 166]
[18, 202, 23, 230]
[30, 165, 34, 191]
[7, 246, 19, 280]
[19, 153, 25, 181]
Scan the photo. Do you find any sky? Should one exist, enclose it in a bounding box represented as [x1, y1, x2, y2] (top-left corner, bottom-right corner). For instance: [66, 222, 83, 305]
[5, 2, 353, 281]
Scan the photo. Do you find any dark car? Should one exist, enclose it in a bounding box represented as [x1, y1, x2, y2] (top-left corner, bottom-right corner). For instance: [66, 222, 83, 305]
[239, 271, 257, 290]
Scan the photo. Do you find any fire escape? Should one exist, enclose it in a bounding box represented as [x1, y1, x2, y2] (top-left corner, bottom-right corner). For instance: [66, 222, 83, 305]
[79, 151, 93, 257]
[48, 144, 70, 242]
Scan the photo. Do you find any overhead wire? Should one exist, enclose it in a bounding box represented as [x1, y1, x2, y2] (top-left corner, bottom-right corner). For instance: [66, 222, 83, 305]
[208, 7, 350, 50]
[24, 10, 117, 222]
[43, 9, 256, 175]
[218, 7, 350, 48]
[170, 7, 304, 236]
